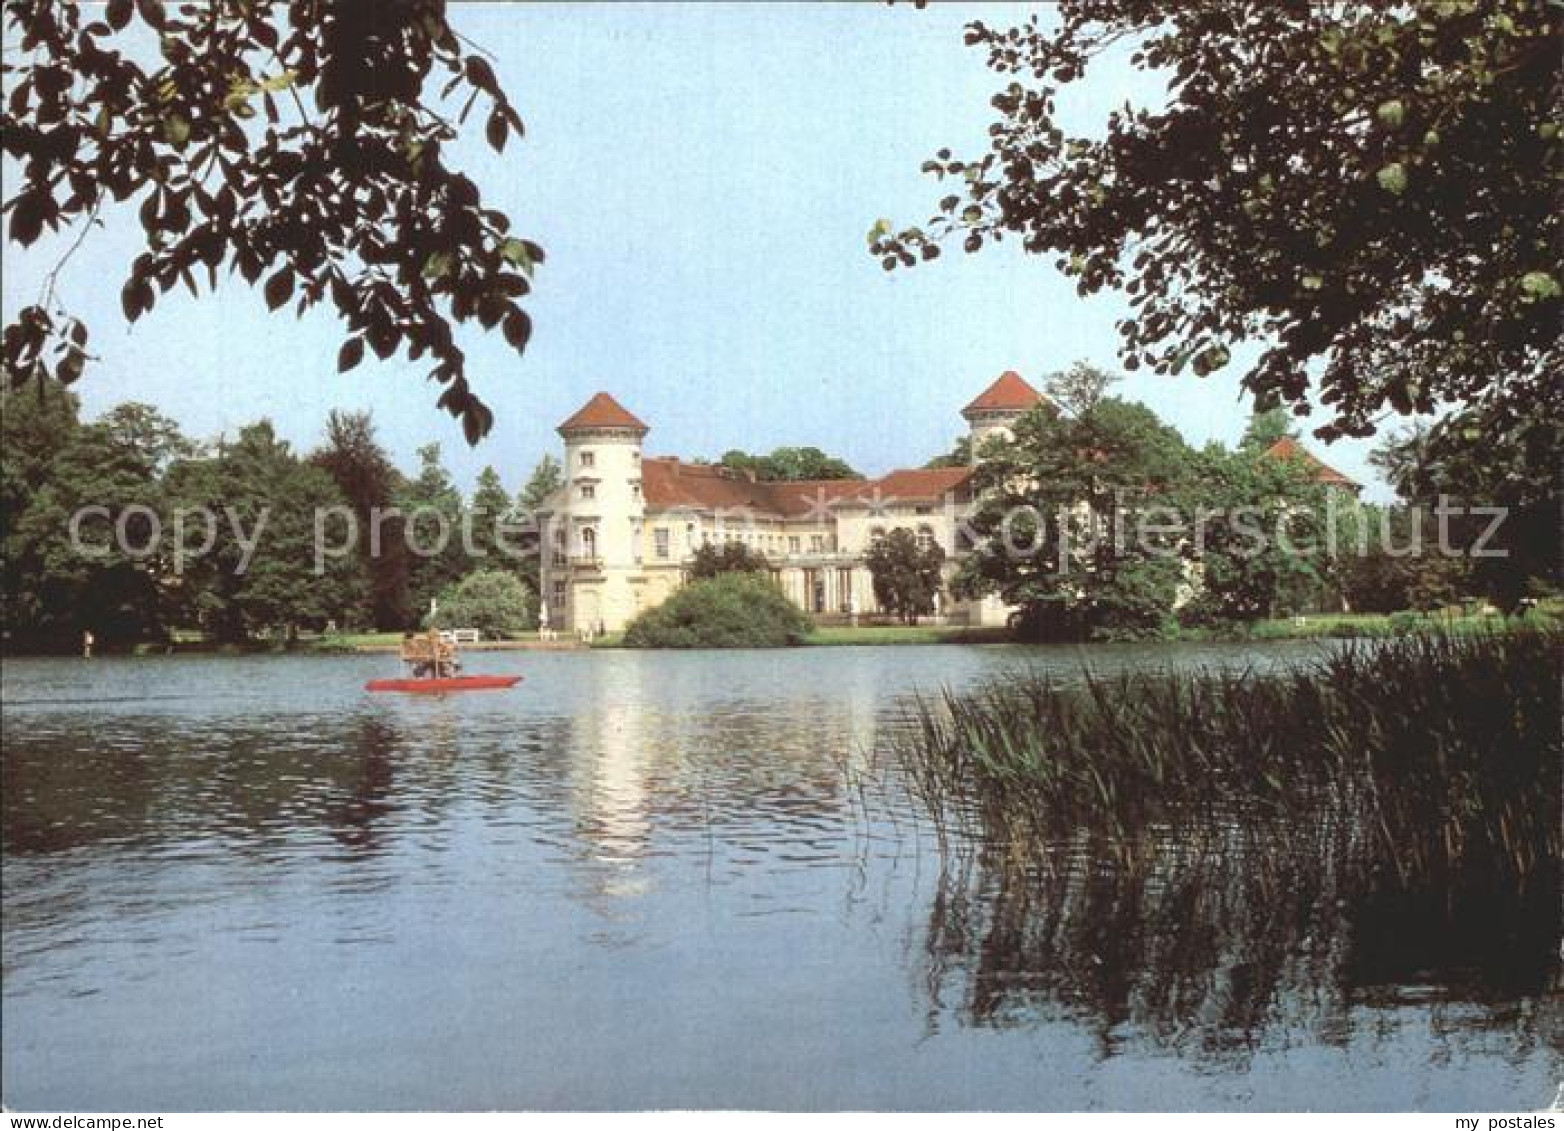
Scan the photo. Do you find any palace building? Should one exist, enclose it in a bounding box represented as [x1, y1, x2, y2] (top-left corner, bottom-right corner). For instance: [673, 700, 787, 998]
[535, 372, 1048, 633]
[534, 372, 1359, 634]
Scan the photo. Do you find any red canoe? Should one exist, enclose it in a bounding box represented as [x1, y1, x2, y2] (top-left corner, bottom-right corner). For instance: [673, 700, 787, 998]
[365, 675, 523, 694]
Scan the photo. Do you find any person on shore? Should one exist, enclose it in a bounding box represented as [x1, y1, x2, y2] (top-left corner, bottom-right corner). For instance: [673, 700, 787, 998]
[82, 629, 94, 658]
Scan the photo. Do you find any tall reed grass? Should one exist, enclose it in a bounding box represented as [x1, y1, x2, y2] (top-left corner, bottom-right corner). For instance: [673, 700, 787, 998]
[896, 630, 1561, 885]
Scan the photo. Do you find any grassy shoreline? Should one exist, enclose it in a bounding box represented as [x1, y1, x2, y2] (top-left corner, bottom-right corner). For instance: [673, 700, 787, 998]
[3, 603, 1552, 656]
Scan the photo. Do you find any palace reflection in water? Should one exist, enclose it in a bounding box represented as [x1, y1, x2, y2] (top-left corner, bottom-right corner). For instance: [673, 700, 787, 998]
[2, 645, 1558, 1110]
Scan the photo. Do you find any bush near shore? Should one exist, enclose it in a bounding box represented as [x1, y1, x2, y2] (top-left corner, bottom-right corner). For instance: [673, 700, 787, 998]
[621, 573, 814, 649]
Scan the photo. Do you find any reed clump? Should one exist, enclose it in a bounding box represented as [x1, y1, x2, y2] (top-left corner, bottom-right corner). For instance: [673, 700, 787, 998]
[897, 630, 1561, 883]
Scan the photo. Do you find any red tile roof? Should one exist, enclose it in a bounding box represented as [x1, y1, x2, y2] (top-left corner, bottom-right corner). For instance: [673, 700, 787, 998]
[1263, 437, 1359, 487]
[641, 458, 784, 513]
[639, 458, 972, 517]
[558, 392, 648, 434]
[872, 466, 975, 501]
[764, 478, 874, 517]
[963, 370, 1045, 415]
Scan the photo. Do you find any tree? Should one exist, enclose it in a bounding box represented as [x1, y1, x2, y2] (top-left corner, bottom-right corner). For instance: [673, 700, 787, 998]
[1240, 407, 1300, 452]
[718, 446, 860, 482]
[2, 389, 188, 646]
[2, 0, 540, 440]
[872, 2, 1559, 441]
[1, 383, 82, 632]
[1372, 397, 1560, 612]
[512, 453, 561, 598]
[468, 465, 520, 567]
[396, 442, 469, 616]
[956, 397, 1194, 639]
[517, 453, 563, 514]
[1042, 361, 1117, 417]
[163, 421, 360, 641]
[865, 527, 945, 626]
[924, 434, 971, 469]
[311, 410, 405, 628]
[687, 541, 770, 580]
[432, 568, 534, 638]
[1179, 443, 1329, 624]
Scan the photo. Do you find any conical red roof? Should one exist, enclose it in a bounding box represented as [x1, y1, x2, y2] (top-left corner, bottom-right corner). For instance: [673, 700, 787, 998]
[1263, 437, 1359, 487]
[558, 392, 648, 434]
[963, 371, 1044, 415]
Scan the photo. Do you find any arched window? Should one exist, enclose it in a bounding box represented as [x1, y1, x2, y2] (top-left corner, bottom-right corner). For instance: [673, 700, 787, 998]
[580, 526, 597, 559]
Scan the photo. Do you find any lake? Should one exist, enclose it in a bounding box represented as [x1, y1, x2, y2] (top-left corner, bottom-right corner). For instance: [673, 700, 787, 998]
[2, 643, 1558, 1111]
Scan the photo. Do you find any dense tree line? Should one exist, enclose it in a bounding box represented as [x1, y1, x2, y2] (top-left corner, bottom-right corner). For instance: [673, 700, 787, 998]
[954, 368, 1555, 642]
[1, 382, 553, 650]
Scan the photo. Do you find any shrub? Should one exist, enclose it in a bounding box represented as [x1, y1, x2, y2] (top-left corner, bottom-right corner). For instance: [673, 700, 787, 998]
[687, 541, 771, 579]
[622, 573, 812, 648]
[431, 570, 536, 638]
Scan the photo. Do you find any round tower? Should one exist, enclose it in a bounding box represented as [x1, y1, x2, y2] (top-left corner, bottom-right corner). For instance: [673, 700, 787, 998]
[555, 392, 648, 633]
[961, 370, 1047, 463]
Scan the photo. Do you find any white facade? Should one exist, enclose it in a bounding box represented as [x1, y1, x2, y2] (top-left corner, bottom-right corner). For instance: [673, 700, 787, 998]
[537, 377, 1046, 634]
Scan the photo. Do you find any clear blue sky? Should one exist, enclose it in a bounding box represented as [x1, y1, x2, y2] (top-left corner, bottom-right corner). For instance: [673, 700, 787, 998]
[1, 3, 1388, 497]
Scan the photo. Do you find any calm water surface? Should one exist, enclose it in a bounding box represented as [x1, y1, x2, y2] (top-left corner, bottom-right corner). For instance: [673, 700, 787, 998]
[3, 643, 1558, 1110]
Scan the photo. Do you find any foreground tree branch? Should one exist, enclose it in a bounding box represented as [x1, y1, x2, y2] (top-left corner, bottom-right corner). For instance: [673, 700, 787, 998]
[2, 0, 541, 442]
[872, 0, 1561, 442]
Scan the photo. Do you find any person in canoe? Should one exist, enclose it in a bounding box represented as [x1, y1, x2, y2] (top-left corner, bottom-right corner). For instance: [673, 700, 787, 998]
[401, 628, 462, 679]
[365, 608, 518, 693]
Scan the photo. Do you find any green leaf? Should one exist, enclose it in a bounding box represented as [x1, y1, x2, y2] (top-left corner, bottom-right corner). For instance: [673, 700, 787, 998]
[499, 237, 528, 266]
[1519, 271, 1561, 299]
[1375, 100, 1405, 129]
[1301, 274, 1323, 290]
[161, 114, 190, 147]
[1375, 162, 1408, 195]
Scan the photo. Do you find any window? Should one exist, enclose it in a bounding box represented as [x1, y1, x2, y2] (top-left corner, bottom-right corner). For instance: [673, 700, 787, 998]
[552, 527, 567, 566]
[580, 483, 595, 500]
[632, 450, 641, 464]
[580, 527, 597, 558]
[686, 523, 697, 549]
[809, 534, 824, 553]
[654, 528, 670, 559]
[631, 480, 641, 499]
[869, 526, 886, 545]
[580, 451, 595, 468]
[914, 504, 932, 516]
[787, 536, 800, 554]
[632, 520, 642, 562]
[551, 580, 566, 607]
[917, 525, 935, 553]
